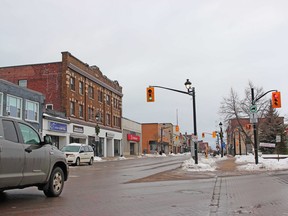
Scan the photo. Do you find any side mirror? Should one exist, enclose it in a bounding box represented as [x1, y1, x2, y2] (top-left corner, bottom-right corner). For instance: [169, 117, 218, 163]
[44, 135, 52, 144]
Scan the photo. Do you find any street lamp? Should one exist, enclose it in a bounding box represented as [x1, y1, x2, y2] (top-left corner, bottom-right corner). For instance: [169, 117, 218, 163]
[219, 122, 224, 157]
[94, 113, 100, 156]
[185, 79, 198, 164]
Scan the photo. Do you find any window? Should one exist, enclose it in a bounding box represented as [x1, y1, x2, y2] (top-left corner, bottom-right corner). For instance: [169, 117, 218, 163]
[88, 86, 94, 99]
[46, 104, 53, 110]
[98, 90, 103, 102]
[79, 81, 84, 95]
[88, 107, 94, 120]
[106, 113, 111, 126]
[79, 104, 84, 118]
[70, 77, 75, 91]
[7, 95, 22, 119]
[0, 92, 3, 116]
[3, 120, 19, 142]
[19, 123, 40, 144]
[70, 101, 75, 116]
[25, 100, 39, 122]
[18, 80, 27, 88]
[106, 95, 111, 105]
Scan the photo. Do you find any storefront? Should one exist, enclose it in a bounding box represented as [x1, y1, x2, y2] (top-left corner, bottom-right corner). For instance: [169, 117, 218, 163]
[42, 113, 70, 149]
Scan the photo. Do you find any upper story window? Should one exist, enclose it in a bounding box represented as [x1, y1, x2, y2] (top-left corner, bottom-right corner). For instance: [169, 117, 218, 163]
[0, 92, 3, 116]
[25, 100, 39, 122]
[79, 104, 84, 118]
[79, 81, 84, 95]
[70, 101, 75, 116]
[106, 95, 111, 105]
[70, 77, 75, 91]
[18, 80, 27, 88]
[7, 95, 22, 119]
[98, 90, 103, 102]
[88, 107, 94, 120]
[106, 113, 111, 126]
[88, 86, 94, 99]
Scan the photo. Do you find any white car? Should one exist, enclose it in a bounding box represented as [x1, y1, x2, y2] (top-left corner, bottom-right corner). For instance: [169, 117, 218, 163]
[61, 143, 94, 166]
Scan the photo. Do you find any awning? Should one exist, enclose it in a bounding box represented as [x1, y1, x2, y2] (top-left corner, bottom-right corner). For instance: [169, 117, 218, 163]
[70, 133, 87, 139]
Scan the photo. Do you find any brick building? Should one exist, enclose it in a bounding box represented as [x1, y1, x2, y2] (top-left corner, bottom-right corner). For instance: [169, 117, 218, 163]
[0, 52, 123, 157]
[142, 123, 173, 154]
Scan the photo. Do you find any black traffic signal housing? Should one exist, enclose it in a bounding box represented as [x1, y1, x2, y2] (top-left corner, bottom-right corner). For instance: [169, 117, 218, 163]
[146, 87, 155, 102]
[272, 91, 281, 108]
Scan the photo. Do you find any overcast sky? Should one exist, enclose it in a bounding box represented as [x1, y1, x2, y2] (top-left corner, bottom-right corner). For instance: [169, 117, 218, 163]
[1, 0, 288, 147]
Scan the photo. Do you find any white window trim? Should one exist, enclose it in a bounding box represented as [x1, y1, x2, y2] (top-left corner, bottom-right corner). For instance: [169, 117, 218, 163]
[25, 100, 39, 123]
[7, 94, 22, 119]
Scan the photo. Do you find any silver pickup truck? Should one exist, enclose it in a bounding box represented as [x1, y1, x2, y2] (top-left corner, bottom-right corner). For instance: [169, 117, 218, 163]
[0, 116, 69, 197]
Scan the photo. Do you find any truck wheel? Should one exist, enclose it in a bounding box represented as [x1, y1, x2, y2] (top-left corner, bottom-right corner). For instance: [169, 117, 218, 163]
[43, 167, 64, 197]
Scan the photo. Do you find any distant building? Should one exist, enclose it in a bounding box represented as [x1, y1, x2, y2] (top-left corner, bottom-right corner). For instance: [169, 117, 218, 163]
[0, 79, 44, 131]
[0, 52, 123, 156]
[142, 123, 173, 154]
[122, 117, 141, 156]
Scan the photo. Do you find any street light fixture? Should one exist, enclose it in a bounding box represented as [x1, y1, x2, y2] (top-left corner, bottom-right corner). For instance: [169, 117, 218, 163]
[184, 79, 198, 164]
[219, 122, 224, 157]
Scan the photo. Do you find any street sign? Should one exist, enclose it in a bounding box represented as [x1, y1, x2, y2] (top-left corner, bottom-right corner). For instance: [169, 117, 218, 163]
[276, 135, 281, 143]
[250, 105, 257, 113]
[250, 113, 258, 123]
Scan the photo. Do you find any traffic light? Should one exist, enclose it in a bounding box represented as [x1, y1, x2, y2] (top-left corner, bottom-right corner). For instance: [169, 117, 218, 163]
[146, 87, 155, 102]
[202, 132, 205, 138]
[272, 91, 281, 108]
[212, 131, 217, 138]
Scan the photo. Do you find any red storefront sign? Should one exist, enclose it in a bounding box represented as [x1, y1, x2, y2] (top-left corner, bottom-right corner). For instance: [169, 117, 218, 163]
[127, 134, 140, 142]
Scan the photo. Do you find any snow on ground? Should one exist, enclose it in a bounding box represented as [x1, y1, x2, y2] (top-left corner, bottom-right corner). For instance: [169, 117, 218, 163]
[181, 154, 288, 172]
[94, 152, 288, 172]
[235, 154, 288, 171]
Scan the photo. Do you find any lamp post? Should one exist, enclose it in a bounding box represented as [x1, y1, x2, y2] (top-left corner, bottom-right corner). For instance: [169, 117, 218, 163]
[184, 79, 198, 164]
[219, 122, 224, 157]
[94, 113, 100, 156]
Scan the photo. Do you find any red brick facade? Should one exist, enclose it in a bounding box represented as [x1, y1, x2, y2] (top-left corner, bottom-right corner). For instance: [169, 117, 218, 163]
[0, 52, 123, 132]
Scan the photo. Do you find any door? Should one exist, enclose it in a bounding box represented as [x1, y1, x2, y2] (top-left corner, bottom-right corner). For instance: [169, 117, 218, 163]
[0, 120, 25, 188]
[17, 122, 50, 185]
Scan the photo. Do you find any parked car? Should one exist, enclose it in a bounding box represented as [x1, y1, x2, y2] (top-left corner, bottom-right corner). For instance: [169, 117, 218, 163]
[61, 143, 94, 166]
[0, 116, 69, 197]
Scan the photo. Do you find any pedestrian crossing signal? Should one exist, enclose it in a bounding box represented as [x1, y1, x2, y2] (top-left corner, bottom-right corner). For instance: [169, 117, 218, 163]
[146, 87, 155, 102]
[272, 91, 281, 108]
[212, 131, 217, 138]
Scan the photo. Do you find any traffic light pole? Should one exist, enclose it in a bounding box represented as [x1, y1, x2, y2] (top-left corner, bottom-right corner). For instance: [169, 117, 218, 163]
[251, 88, 277, 164]
[150, 85, 198, 164]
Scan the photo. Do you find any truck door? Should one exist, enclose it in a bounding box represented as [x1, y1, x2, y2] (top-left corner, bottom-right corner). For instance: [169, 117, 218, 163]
[0, 120, 25, 188]
[17, 122, 50, 185]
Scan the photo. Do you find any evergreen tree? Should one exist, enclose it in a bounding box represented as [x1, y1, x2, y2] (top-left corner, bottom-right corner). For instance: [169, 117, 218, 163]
[258, 102, 287, 154]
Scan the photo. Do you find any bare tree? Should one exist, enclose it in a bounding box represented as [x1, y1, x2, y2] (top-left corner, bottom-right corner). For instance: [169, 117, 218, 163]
[219, 81, 270, 147]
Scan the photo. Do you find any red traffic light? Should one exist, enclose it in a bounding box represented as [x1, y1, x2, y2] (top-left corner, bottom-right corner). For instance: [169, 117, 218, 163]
[272, 92, 281, 108]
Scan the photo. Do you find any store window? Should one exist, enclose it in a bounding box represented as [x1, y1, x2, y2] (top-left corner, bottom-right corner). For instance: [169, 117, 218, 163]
[114, 139, 121, 156]
[7, 95, 22, 119]
[25, 100, 39, 122]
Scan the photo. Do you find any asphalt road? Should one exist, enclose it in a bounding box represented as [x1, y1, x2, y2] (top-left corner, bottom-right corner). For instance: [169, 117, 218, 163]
[1, 155, 288, 216]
